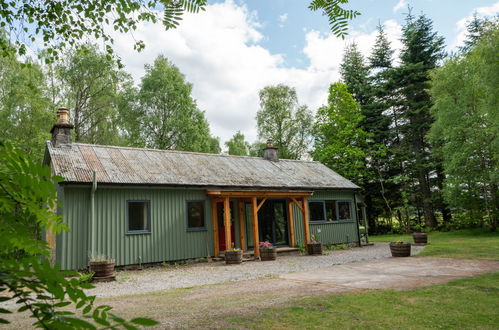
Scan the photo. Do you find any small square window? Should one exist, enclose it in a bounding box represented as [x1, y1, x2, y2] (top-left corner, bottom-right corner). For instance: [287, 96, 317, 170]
[309, 201, 325, 222]
[338, 201, 352, 220]
[187, 201, 205, 230]
[127, 201, 150, 233]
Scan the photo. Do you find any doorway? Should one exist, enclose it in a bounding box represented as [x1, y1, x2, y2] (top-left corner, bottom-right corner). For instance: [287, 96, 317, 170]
[257, 199, 289, 246]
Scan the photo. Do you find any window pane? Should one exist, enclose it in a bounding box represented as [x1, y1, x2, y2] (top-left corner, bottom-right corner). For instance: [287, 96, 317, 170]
[338, 201, 351, 220]
[128, 201, 150, 232]
[188, 201, 205, 228]
[325, 200, 337, 221]
[309, 201, 325, 221]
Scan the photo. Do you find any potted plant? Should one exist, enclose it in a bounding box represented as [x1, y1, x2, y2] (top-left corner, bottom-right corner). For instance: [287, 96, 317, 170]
[389, 241, 411, 257]
[259, 241, 277, 261]
[307, 235, 322, 255]
[89, 255, 115, 280]
[412, 232, 428, 245]
[224, 244, 243, 264]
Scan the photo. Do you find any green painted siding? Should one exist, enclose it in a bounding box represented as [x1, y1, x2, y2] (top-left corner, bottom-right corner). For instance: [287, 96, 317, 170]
[58, 186, 213, 270]
[57, 186, 359, 270]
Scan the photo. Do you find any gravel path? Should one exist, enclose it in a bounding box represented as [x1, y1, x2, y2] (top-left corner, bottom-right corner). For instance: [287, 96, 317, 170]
[87, 242, 424, 298]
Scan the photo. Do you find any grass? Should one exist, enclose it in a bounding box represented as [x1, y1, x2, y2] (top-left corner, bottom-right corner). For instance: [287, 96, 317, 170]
[227, 272, 499, 329]
[369, 229, 499, 260]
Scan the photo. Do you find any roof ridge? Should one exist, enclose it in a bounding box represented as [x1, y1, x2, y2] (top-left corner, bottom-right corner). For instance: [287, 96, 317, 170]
[53, 141, 317, 163]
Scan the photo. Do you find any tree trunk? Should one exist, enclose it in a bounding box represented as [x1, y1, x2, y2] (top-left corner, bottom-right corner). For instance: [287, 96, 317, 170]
[418, 168, 438, 229]
[436, 165, 452, 223]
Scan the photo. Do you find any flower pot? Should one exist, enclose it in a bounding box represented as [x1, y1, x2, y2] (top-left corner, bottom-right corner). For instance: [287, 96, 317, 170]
[307, 242, 322, 255]
[225, 250, 243, 264]
[89, 259, 115, 278]
[260, 247, 277, 261]
[389, 242, 411, 257]
[412, 232, 428, 245]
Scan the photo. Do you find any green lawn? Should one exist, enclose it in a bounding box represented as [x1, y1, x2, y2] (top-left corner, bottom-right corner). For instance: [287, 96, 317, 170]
[228, 272, 499, 329]
[369, 229, 499, 260]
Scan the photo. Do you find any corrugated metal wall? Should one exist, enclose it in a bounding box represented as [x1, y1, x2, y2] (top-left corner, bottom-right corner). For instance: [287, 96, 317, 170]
[57, 186, 358, 270]
[58, 186, 213, 270]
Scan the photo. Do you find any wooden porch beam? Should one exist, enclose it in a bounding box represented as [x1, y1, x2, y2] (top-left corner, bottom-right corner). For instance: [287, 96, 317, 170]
[211, 199, 219, 257]
[287, 199, 295, 248]
[206, 191, 313, 198]
[238, 199, 245, 252]
[251, 197, 260, 258]
[256, 197, 268, 212]
[291, 197, 304, 211]
[302, 197, 310, 244]
[223, 197, 231, 251]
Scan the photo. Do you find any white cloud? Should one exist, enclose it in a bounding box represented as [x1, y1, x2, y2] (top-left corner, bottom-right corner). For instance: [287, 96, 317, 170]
[279, 13, 288, 23]
[112, 1, 403, 147]
[452, 2, 499, 50]
[393, 0, 407, 13]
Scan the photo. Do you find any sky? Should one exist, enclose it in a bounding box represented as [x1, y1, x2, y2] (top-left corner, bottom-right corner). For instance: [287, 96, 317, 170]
[111, 0, 499, 149]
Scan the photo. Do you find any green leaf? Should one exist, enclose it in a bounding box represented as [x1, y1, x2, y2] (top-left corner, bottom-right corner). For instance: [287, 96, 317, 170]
[130, 317, 160, 326]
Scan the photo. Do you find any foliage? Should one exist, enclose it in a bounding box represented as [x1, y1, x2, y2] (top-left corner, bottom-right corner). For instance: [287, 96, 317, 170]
[259, 241, 274, 249]
[0, 142, 158, 328]
[55, 45, 131, 145]
[122, 55, 220, 153]
[429, 26, 499, 231]
[312, 82, 369, 185]
[0, 35, 53, 163]
[225, 131, 250, 156]
[0, 0, 207, 64]
[308, 0, 360, 38]
[77, 272, 95, 284]
[256, 84, 313, 160]
[340, 42, 370, 105]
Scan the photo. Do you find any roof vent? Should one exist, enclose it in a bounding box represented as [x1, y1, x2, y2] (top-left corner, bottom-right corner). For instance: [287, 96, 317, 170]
[50, 108, 74, 147]
[263, 139, 278, 161]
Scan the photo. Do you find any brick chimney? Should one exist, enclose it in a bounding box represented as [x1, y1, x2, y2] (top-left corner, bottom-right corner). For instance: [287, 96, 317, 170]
[263, 138, 278, 161]
[50, 108, 74, 147]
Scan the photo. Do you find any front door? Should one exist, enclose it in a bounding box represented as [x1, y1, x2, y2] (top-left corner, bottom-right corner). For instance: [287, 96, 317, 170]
[217, 201, 235, 251]
[258, 199, 289, 246]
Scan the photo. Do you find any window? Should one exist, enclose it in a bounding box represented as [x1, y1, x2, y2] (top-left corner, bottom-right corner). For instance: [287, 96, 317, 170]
[338, 201, 352, 220]
[309, 201, 325, 222]
[308, 200, 353, 222]
[127, 201, 150, 233]
[187, 201, 206, 230]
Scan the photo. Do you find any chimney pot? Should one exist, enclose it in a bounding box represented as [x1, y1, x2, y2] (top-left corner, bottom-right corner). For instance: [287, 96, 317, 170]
[263, 138, 279, 161]
[51, 108, 74, 147]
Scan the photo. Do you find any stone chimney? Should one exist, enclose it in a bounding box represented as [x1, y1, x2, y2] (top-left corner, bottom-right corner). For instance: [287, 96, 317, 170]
[263, 138, 278, 161]
[50, 108, 74, 147]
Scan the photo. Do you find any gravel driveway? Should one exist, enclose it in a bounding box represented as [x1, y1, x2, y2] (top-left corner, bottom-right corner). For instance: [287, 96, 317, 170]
[87, 242, 424, 298]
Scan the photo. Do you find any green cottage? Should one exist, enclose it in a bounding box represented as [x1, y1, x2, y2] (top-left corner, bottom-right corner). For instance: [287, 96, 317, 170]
[44, 108, 368, 270]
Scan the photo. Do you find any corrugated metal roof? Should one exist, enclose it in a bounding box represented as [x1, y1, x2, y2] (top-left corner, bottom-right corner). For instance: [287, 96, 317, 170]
[46, 142, 360, 190]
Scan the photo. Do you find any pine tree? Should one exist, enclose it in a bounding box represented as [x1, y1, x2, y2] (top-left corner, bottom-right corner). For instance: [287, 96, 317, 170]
[340, 42, 370, 106]
[390, 13, 447, 229]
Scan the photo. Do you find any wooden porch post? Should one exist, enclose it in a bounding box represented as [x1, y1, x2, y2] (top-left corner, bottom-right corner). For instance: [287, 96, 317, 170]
[223, 197, 232, 251]
[238, 200, 245, 251]
[251, 197, 260, 257]
[211, 199, 219, 257]
[287, 199, 295, 248]
[302, 197, 310, 244]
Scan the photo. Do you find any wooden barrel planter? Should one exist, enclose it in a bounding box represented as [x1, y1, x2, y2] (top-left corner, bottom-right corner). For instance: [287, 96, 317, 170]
[307, 242, 322, 255]
[89, 259, 115, 281]
[389, 242, 411, 257]
[412, 232, 428, 245]
[225, 250, 243, 264]
[260, 247, 277, 261]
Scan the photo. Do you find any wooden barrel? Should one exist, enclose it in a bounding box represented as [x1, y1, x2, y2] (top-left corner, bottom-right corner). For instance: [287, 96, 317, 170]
[389, 243, 411, 257]
[225, 251, 243, 264]
[413, 233, 428, 244]
[90, 260, 115, 277]
[260, 248, 277, 261]
[307, 243, 323, 255]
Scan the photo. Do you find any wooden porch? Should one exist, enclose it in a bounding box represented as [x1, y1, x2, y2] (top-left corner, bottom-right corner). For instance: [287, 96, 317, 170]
[206, 190, 313, 258]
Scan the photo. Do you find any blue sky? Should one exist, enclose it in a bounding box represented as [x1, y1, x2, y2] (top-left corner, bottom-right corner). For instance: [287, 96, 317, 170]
[114, 0, 499, 146]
